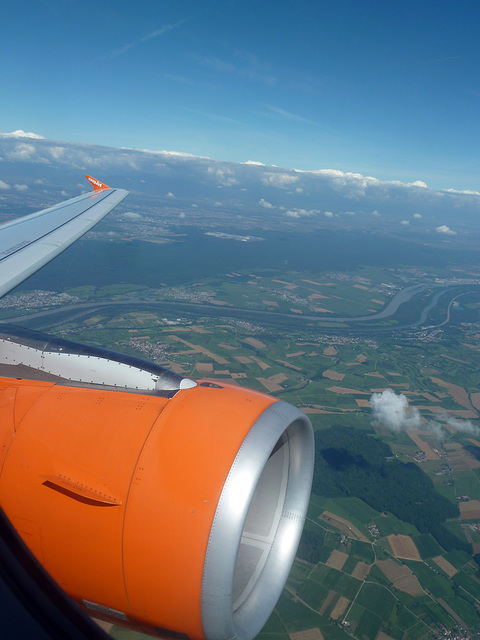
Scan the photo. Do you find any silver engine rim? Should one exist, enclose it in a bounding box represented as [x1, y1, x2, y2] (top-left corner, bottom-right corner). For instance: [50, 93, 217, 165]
[201, 400, 314, 640]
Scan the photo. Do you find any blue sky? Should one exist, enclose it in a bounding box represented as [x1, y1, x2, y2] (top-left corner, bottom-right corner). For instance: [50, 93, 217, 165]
[2, 0, 480, 191]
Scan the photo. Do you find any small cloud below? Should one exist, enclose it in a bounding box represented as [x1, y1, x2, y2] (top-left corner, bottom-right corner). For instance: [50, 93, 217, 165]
[370, 389, 478, 438]
[14, 184, 28, 191]
[370, 389, 421, 431]
[0, 180, 10, 190]
[324, 211, 333, 218]
[436, 224, 457, 235]
[400, 220, 409, 225]
[167, 192, 175, 198]
[285, 208, 316, 218]
[259, 198, 273, 208]
[413, 213, 422, 218]
[122, 212, 142, 220]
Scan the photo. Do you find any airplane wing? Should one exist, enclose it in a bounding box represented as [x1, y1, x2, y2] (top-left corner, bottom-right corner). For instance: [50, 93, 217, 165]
[0, 176, 129, 298]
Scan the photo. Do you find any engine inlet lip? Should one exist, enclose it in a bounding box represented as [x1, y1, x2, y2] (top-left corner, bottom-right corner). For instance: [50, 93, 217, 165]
[201, 400, 314, 640]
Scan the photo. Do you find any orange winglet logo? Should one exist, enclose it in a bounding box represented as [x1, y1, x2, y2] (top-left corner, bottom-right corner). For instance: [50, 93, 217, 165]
[85, 175, 110, 191]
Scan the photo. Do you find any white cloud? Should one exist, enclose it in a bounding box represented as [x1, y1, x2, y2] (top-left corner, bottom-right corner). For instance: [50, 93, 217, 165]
[436, 225, 457, 235]
[401, 220, 409, 225]
[0, 130, 44, 139]
[324, 211, 333, 218]
[0, 180, 10, 190]
[208, 166, 238, 187]
[167, 192, 175, 198]
[122, 212, 142, 220]
[259, 198, 273, 208]
[411, 180, 428, 188]
[262, 172, 298, 188]
[191, 203, 198, 208]
[295, 187, 303, 193]
[294, 168, 431, 200]
[243, 160, 266, 166]
[370, 389, 478, 438]
[5, 143, 38, 161]
[285, 208, 316, 218]
[444, 188, 480, 196]
[14, 184, 28, 191]
[48, 146, 65, 160]
[134, 147, 209, 160]
[439, 414, 478, 434]
[413, 213, 422, 218]
[370, 389, 422, 431]
[179, 212, 186, 218]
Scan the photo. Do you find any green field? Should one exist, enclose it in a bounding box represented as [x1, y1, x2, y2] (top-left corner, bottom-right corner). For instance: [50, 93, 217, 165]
[9, 263, 480, 640]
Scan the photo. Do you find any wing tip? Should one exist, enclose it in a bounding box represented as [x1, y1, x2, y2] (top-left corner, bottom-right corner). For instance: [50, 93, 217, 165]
[85, 175, 110, 191]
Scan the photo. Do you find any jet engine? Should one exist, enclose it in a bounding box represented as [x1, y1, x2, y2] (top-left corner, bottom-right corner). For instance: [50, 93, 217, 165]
[0, 327, 314, 640]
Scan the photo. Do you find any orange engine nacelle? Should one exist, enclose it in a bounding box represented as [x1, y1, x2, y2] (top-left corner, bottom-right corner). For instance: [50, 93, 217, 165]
[0, 376, 314, 640]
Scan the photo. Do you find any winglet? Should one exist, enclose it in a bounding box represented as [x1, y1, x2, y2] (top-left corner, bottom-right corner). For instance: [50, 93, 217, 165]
[85, 175, 110, 192]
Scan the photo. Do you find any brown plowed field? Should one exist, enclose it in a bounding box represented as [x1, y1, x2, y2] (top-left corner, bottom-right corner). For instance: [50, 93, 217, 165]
[330, 596, 350, 620]
[257, 373, 287, 392]
[356, 399, 371, 408]
[376, 559, 424, 594]
[407, 431, 437, 460]
[394, 575, 424, 596]
[243, 337, 266, 349]
[447, 448, 480, 470]
[323, 346, 337, 356]
[460, 500, 480, 520]
[377, 559, 410, 582]
[327, 386, 369, 395]
[196, 362, 213, 372]
[290, 629, 324, 640]
[351, 561, 371, 580]
[376, 632, 396, 640]
[326, 549, 349, 570]
[430, 377, 475, 412]
[323, 370, 345, 381]
[432, 556, 458, 577]
[387, 535, 422, 561]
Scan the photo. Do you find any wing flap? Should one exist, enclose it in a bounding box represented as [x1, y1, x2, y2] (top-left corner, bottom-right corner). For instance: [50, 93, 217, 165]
[0, 181, 129, 298]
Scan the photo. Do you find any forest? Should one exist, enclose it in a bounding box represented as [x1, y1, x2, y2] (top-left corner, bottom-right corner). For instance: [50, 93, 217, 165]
[312, 427, 466, 552]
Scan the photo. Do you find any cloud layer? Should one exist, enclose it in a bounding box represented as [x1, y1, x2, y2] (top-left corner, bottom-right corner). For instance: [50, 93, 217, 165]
[1, 132, 479, 233]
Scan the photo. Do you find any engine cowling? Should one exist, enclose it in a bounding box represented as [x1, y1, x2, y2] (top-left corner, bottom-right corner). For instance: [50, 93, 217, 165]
[0, 376, 314, 640]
